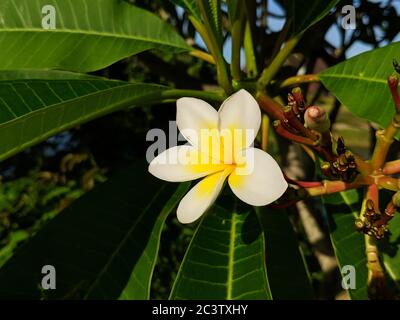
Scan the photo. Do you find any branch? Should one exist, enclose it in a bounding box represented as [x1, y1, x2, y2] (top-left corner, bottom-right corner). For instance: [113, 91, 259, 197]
[274, 120, 317, 146]
[370, 114, 400, 170]
[279, 74, 320, 89]
[371, 76, 400, 170]
[257, 35, 300, 93]
[303, 180, 360, 197]
[189, 11, 233, 94]
[256, 94, 285, 122]
[383, 159, 400, 175]
[190, 49, 215, 64]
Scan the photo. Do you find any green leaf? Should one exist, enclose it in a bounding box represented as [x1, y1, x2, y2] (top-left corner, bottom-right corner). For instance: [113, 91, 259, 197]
[0, 162, 188, 299]
[320, 43, 400, 138]
[119, 182, 190, 299]
[258, 208, 314, 299]
[379, 214, 400, 291]
[0, 231, 29, 268]
[170, 204, 272, 300]
[0, 0, 190, 72]
[226, 0, 240, 22]
[0, 71, 167, 161]
[323, 190, 369, 300]
[198, 0, 223, 47]
[0, 70, 97, 81]
[170, 0, 201, 20]
[282, 0, 339, 35]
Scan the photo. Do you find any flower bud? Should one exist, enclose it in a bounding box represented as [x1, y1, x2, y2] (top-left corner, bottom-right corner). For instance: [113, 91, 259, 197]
[304, 106, 330, 133]
[388, 75, 399, 89]
[291, 87, 305, 111]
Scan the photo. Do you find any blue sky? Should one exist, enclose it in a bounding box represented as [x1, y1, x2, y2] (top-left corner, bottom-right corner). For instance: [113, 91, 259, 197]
[184, 0, 400, 64]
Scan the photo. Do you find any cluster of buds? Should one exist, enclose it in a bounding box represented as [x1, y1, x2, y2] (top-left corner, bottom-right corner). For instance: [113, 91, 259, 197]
[355, 192, 400, 240]
[273, 87, 359, 183]
[321, 137, 359, 182]
[355, 200, 388, 240]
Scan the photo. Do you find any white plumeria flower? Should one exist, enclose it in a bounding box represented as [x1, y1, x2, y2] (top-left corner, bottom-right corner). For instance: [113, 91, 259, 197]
[148, 89, 288, 224]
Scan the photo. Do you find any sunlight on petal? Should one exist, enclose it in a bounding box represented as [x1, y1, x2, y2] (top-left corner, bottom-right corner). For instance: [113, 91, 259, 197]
[218, 89, 261, 149]
[228, 148, 288, 206]
[177, 97, 219, 148]
[148, 145, 227, 182]
[177, 167, 234, 224]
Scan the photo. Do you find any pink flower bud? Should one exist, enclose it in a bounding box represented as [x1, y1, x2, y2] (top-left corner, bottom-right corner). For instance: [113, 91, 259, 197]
[388, 75, 399, 90]
[304, 106, 330, 133]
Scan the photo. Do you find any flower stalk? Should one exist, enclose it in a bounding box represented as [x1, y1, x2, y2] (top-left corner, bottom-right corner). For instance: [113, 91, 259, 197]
[370, 75, 400, 170]
[383, 159, 400, 175]
[257, 35, 300, 93]
[190, 6, 233, 94]
[190, 49, 216, 64]
[279, 74, 320, 89]
[303, 180, 360, 197]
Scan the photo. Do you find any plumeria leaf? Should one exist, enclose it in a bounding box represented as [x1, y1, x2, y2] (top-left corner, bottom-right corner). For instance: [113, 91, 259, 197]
[0, 0, 190, 72]
[170, 201, 272, 300]
[198, 0, 223, 47]
[281, 0, 340, 36]
[226, 0, 240, 22]
[0, 71, 167, 162]
[258, 208, 314, 299]
[0, 162, 189, 299]
[320, 42, 400, 139]
[120, 182, 191, 299]
[170, 0, 201, 20]
[322, 190, 368, 300]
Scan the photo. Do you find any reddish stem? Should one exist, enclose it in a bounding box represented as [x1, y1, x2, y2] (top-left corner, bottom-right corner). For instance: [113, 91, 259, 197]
[257, 94, 285, 122]
[274, 121, 317, 146]
[368, 184, 379, 207]
[388, 75, 400, 113]
[283, 106, 318, 140]
[383, 160, 400, 175]
[283, 173, 322, 188]
[305, 180, 360, 197]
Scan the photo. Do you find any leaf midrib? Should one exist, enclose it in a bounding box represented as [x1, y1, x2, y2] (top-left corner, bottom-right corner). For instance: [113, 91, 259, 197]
[0, 82, 166, 160]
[0, 28, 190, 49]
[321, 73, 389, 85]
[226, 212, 236, 300]
[0, 82, 164, 126]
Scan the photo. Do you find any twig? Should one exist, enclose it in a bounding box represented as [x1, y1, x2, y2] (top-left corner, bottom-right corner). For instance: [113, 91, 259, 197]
[279, 74, 320, 89]
[190, 49, 216, 64]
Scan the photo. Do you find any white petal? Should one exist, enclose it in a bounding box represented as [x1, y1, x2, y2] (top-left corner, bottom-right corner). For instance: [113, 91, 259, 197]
[177, 97, 219, 148]
[228, 148, 288, 206]
[148, 145, 226, 182]
[218, 89, 261, 149]
[177, 167, 233, 224]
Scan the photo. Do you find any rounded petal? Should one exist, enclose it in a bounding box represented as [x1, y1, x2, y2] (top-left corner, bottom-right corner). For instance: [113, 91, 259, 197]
[177, 168, 232, 224]
[177, 97, 219, 148]
[218, 89, 261, 149]
[148, 145, 226, 182]
[228, 148, 288, 206]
